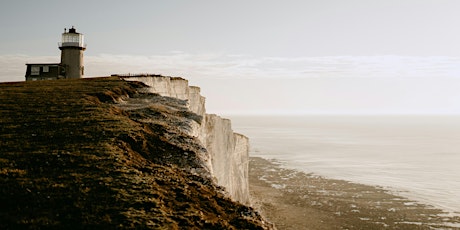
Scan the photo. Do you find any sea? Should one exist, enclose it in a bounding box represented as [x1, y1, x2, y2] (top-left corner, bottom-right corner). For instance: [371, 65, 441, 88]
[230, 115, 460, 216]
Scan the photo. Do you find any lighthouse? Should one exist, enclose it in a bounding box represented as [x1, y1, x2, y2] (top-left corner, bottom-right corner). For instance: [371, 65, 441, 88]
[59, 27, 86, 79]
[25, 27, 87, 81]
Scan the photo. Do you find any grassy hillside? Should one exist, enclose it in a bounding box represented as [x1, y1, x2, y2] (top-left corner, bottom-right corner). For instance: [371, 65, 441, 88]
[0, 77, 270, 229]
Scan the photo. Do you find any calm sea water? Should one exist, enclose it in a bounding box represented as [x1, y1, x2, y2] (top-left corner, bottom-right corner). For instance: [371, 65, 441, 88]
[230, 116, 460, 215]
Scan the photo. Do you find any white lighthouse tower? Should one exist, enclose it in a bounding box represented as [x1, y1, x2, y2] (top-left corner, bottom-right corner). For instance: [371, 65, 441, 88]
[59, 27, 86, 79]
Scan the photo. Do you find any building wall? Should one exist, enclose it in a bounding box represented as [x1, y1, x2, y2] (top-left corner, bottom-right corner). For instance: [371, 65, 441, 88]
[60, 48, 84, 79]
[25, 64, 62, 81]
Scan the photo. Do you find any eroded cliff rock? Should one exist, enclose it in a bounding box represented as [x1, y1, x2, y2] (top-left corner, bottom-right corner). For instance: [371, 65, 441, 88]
[123, 75, 251, 205]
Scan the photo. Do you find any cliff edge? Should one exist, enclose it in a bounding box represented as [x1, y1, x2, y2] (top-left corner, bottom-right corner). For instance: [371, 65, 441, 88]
[121, 75, 250, 205]
[0, 77, 271, 229]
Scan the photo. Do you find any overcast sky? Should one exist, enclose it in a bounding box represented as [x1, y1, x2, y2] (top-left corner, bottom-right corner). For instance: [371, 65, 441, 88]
[1, 0, 460, 115]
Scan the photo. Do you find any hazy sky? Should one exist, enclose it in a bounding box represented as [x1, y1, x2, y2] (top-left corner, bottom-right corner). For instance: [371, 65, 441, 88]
[1, 0, 460, 115]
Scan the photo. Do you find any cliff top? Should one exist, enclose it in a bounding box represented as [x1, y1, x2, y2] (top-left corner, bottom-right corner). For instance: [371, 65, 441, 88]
[0, 77, 270, 229]
[113, 73, 186, 81]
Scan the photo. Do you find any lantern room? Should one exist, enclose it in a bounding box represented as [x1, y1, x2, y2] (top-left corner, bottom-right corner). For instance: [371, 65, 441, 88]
[59, 27, 86, 50]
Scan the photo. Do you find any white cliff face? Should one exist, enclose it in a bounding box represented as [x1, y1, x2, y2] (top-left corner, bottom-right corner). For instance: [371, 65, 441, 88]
[203, 116, 250, 204]
[188, 86, 206, 117]
[124, 76, 205, 116]
[122, 75, 250, 205]
[125, 76, 189, 100]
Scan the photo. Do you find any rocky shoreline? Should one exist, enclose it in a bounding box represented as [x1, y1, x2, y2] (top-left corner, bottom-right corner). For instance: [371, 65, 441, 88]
[249, 157, 460, 230]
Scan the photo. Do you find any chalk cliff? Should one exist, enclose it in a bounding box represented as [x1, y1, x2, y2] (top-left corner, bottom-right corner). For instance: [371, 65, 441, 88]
[0, 76, 270, 229]
[122, 75, 250, 205]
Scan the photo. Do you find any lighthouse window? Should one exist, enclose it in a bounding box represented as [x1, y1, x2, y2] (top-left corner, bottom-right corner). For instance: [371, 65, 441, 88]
[43, 66, 49, 72]
[31, 66, 40, 75]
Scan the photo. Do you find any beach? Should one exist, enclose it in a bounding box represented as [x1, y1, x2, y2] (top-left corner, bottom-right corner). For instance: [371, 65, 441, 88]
[249, 157, 460, 229]
[230, 115, 460, 215]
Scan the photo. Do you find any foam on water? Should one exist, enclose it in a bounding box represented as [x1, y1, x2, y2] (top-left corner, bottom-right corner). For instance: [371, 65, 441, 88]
[231, 115, 460, 215]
